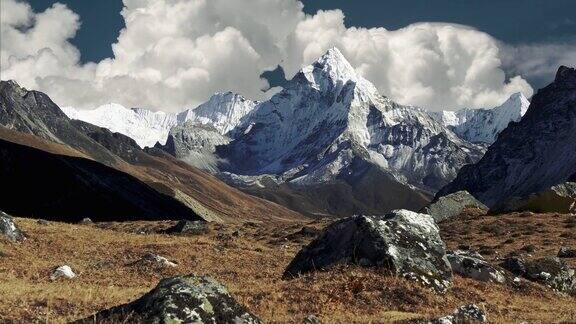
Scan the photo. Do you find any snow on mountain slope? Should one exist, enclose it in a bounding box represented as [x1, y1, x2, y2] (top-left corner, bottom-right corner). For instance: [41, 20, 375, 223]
[431, 93, 530, 144]
[62, 92, 257, 149]
[177, 92, 258, 135]
[218, 47, 485, 193]
[62, 104, 178, 148]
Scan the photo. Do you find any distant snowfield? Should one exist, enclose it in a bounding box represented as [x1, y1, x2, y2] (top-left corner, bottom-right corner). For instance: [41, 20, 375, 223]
[62, 92, 257, 148]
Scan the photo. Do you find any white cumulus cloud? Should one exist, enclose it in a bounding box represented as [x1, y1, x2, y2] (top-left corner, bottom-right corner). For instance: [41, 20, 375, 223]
[3, 0, 570, 112]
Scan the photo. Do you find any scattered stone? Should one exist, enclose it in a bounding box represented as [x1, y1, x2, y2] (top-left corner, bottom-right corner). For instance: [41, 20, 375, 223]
[494, 182, 576, 214]
[76, 275, 262, 323]
[166, 220, 208, 235]
[232, 229, 242, 237]
[0, 211, 25, 242]
[51, 265, 76, 280]
[79, 218, 93, 225]
[430, 304, 487, 324]
[283, 210, 453, 293]
[500, 257, 526, 276]
[421, 191, 488, 223]
[137, 253, 178, 268]
[36, 219, 50, 226]
[302, 314, 322, 324]
[447, 250, 506, 283]
[523, 257, 576, 296]
[558, 247, 576, 258]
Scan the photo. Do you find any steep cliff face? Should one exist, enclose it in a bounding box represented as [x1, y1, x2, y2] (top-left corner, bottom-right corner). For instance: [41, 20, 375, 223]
[438, 66, 576, 208]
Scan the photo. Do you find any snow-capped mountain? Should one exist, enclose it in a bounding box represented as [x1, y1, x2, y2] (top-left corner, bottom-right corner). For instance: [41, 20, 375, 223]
[62, 104, 178, 148]
[62, 92, 257, 148]
[177, 92, 258, 135]
[431, 93, 530, 144]
[438, 66, 576, 208]
[216, 47, 485, 193]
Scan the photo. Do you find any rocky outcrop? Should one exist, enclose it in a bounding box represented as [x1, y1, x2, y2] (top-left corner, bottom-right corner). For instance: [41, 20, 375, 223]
[166, 220, 209, 235]
[503, 256, 576, 296]
[283, 210, 452, 293]
[0, 211, 25, 242]
[430, 304, 487, 323]
[77, 275, 262, 323]
[493, 182, 576, 214]
[438, 66, 576, 208]
[524, 257, 576, 296]
[421, 191, 487, 223]
[558, 247, 576, 258]
[157, 121, 229, 172]
[447, 250, 505, 283]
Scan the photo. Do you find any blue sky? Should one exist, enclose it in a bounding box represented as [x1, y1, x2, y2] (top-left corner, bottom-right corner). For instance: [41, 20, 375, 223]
[3, 0, 575, 111]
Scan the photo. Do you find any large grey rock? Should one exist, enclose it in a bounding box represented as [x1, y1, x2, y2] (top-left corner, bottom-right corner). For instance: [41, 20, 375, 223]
[447, 250, 505, 283]
[523, 257, 576, 296]
[421, 191, 487, 223]
[0, 211, 25, 242]
[283, 210, 452, 293]
[77, 275, 262, 323]
[493, 182, 576, 214]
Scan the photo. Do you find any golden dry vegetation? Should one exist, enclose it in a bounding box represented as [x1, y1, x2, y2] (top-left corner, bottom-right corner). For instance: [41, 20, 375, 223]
[1, 212, 575, 323]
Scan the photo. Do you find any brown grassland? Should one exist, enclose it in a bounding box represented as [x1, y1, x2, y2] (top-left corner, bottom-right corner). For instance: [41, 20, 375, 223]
[1, 210, 575, 323]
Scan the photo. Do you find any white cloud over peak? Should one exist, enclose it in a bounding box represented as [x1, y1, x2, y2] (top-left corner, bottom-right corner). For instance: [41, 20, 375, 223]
[2, 0, 566, 112]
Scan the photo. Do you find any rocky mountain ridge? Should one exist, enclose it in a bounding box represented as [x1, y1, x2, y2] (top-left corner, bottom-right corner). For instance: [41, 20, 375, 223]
[438, 66, 576, 208]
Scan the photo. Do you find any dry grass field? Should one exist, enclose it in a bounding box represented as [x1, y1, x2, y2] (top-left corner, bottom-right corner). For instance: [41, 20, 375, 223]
[1, 211, 575, 323]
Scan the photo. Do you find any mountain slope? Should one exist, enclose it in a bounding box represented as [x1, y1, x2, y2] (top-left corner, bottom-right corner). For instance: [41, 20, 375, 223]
[0, 81, 120, 165]
[0, 80, 305, 223]
[218, 48, 484, 192]
[438, 66, 576, 208]
[62, 104, 178, 148]
[431, 93, 530, 144]
[0, 136, 201, 222]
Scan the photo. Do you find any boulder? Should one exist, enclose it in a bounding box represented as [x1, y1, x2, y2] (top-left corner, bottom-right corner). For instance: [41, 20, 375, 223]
[430, 304, 487, 323]
[523, 257, 576, 296]
[51, 265, 76, 280]
[79, 218, 93, 225]
[447, 250, 505, 283]
[500, 257, 526, 276]
[421, 191, 487, 223]
[283, 210, 452, 293]
[493, 182, 576, 214]
[77, 275, 262, 323]
[166, 220, 209, 235]
[0, 211, 25, 242]
[558, 247, 576, 258]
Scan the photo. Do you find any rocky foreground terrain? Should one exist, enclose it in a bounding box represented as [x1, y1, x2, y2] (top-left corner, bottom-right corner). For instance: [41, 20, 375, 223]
[1, 209, 575, 323]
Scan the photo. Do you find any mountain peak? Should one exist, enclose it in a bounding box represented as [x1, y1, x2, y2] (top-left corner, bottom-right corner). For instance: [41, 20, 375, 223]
[554, 66, 576, 87]
[300, 47, 359, 90]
